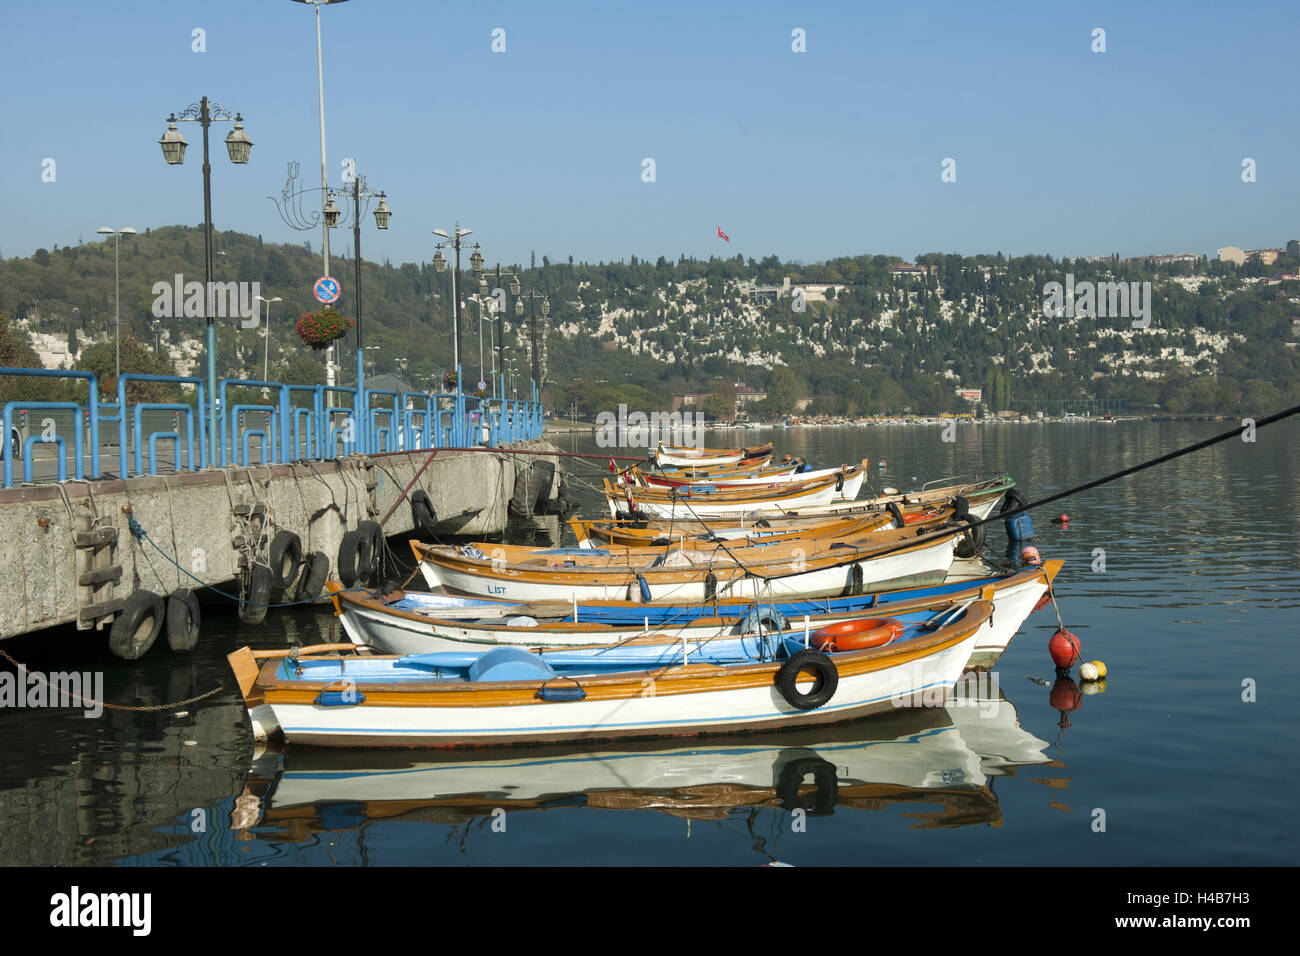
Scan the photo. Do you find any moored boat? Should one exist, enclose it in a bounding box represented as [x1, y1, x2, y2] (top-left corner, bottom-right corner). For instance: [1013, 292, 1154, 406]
[329, 559, 1061, 669]
[655, 442, 773, 468]
[226, 598, 993, 748]
[412, 522, 965, 603]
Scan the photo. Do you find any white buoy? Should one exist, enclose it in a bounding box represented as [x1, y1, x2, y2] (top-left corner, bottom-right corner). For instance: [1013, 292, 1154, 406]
[1080, 661, 1100, 681]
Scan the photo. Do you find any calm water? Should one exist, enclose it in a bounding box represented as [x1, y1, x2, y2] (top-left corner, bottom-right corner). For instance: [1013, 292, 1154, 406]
[1, 421, 1296, 866]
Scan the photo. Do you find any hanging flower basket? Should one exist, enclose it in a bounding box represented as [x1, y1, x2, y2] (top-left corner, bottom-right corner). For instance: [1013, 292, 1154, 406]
[295, 307, 354, 349]
[442, 370, 459, 392]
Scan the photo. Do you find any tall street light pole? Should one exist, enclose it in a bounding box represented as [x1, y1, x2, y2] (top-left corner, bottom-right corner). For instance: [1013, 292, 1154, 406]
[521, 290, 550, 405]
[159, 97, 252, 465]
[432, 226, 483, 391]
[485, 263, 521, 399]
[254, 295, 283, 381]
[325, 172, 389, 453]
[290, 0, 349, 385]
[95, 226, 136, 383]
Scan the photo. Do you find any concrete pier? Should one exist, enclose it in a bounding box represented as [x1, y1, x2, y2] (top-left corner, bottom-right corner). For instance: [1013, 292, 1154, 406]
[0, 439, 565, 648]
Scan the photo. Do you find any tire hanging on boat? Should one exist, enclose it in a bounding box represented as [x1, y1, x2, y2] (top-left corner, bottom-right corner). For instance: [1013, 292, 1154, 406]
[886, 501, 905, 527]
[954, 514, 985, 558]
[775, 650, 839, 711]
[776, 755, 840, 816]
[1000, 489, 1029, 515]
[109, 589, 165, 660]
[165, 587, 202, 652]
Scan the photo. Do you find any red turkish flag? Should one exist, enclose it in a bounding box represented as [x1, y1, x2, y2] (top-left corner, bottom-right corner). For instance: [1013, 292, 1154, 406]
[717, 226, 730, 242]
[608, 457, 616, 473]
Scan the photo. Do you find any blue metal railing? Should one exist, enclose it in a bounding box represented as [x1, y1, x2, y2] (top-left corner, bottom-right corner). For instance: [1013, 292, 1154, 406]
[0, 366, 545, 487]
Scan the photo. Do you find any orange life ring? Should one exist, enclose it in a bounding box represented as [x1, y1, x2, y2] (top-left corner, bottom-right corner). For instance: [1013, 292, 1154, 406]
[810, 617, 904, 652]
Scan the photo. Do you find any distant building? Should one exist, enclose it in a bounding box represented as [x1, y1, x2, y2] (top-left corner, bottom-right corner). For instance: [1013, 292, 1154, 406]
[1217, 246, 1247, 265]
[1287, 239, 1300, 258]
[956, 388, 983, 403]
[889, 263, 932, 276]
[1133, 253, 1200, 266]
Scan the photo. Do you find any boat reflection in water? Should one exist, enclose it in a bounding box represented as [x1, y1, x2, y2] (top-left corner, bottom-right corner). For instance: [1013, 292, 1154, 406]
[233, 677, 1051, 845]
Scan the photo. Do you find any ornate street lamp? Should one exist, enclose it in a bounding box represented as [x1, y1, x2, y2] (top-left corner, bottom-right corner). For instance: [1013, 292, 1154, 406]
[159, 97, 251, 465]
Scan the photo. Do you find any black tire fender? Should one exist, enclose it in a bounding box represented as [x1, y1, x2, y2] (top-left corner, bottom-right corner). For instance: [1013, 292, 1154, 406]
[886, 501, 905, 527]
[337, 530, 364, 587]
[776, 755, 839, 816]
[1000, 489, 1029, 515]
[410, 490, 438, 533]
[776, 649, 839, 711]
[954, 514, 985, 558]
[268, 530, 303, 590]
[358, 520, 383, 585]
[165, 587, 202, 652]
[297, 551, 329, 601]
[237, 563, 273, 625]
[109, 590, 165, 660]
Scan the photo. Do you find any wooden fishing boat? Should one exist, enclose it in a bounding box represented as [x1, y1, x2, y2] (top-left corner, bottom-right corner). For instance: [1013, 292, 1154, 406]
[328, 560, 1061, 669]
[655, 442, 773, 468]
[607, 462, 867, 519]
[226, 598, 992, 748]
[569, 511, 898, 551]
[615, 455, 804, 486]
[637, 460, 862, 491]
[616, 474, 1015, 525]
[412, 522, 964, 603]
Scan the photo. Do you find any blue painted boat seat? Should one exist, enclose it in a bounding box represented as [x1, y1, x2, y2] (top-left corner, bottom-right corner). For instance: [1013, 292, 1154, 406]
[467, 646, 558, 683]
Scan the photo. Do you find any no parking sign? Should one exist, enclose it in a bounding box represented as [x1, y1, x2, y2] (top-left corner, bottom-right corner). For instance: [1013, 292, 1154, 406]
[314, 276, 341, 304]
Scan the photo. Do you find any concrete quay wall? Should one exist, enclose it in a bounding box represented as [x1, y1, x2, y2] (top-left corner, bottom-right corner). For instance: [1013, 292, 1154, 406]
[0, 439, 563, 643]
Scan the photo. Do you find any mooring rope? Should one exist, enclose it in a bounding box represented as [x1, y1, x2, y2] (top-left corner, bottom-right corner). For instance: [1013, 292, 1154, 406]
[0, 647, 223, 712]
[125, 514, 366, 609]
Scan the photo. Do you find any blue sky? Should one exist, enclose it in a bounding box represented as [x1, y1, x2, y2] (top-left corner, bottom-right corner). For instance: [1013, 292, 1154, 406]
[0, 0, 1296, 271]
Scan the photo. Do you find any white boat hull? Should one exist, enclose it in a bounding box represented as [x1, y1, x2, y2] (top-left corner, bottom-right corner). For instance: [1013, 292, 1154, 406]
[266, 633, 980, 748]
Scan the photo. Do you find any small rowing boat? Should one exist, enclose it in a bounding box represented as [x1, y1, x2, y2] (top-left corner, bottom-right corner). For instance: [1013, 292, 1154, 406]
[226, 598, 992, 748]
[655, 442, 773, 468]
[412, 522, 965, 603]
[328, 559, 1061, 669]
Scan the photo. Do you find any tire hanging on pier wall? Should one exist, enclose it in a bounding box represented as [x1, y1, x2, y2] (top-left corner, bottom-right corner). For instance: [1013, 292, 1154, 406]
[358, 520, 383, 586]
[109, 590, 165, 660]
[410, 490, 438, 534]
[339, 521, 384, 588]
[165, 588, 202, 652]
[268, 531, 304, 591]
[297, 551, 329, 601]
[238, 564, 273, 625]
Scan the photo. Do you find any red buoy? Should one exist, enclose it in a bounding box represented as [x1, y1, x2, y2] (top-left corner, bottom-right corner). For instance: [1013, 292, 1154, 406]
[1049, 627, 1082, 668]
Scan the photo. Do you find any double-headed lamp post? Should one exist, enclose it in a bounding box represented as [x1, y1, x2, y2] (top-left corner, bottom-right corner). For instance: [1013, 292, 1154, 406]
[95, 226, 136, 384]
[480, 264, 521, 399]
[253, 295, 283, 381]
[324, 172, 389, 453]
[519, 290, 550, 404]
[159, 97, 252, 463]
[432, 227, 482, 391]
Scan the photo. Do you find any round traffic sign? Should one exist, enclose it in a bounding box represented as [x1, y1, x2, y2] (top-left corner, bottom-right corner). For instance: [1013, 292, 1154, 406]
[477, 380, 487, 391]
[314, 276, 341, 303]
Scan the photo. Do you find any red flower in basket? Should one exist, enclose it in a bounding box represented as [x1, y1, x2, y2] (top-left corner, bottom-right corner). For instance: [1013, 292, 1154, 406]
[295, 307, 355, 349]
